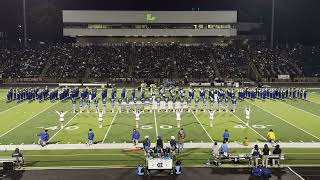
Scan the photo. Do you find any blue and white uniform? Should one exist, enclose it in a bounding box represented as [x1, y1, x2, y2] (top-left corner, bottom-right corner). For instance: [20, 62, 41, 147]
[102, 98, 107, 113]
[165, 98, 169, 112]
[118, 98, 122, 112]
[225, 98, 229, 112]
[195, 98, 199, 112]
[126, 98, 130, 113]
[156, 98, 161, 112]
[208, 110, 215, 127]
[110, 99, 115, 112]
[187, 98, 191, 112]
[232, 98, 237, 112]
[94, 99, 99, 113]
[218, 98, 222, 112]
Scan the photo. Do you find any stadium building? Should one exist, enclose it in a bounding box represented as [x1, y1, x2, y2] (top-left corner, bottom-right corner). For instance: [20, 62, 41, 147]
[63, 10, 237, 43]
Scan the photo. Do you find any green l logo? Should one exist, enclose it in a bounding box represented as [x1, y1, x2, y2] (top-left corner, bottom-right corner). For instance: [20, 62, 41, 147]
[146, 13, 156, 21]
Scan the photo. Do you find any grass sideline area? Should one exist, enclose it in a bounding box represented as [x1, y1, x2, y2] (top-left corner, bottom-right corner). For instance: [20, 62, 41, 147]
[1, 148, 320, 167]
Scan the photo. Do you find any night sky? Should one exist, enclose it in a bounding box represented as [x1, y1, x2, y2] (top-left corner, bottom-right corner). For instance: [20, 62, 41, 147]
[0, 0, 319, 44]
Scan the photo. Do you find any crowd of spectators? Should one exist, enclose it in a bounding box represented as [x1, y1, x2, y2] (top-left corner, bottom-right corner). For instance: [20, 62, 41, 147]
[0, 45, 52, 78]
[174, 44, 215, 79]
[213, 45, 249, 79]
[286, 44, 320, 77]
[250, 45, 300, 78]
[88, 44, 130, 79]
[134, 44, 175, 79]
[45, 44, 88, 79]
[0, 42, 319, 81]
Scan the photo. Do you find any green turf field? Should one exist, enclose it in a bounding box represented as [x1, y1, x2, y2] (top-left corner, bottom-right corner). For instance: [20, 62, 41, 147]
[1, 88, 320, 167]
[0, 88, 320, 145]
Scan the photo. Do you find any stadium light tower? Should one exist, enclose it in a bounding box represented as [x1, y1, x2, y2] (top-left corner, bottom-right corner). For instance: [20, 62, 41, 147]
[22, 0, 27, 47]
[270, 0, 275, 48]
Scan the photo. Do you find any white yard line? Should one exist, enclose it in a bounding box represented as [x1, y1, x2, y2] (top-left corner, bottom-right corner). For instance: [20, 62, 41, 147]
[191, 111, 214, 142]
[0, 102, 59, 139]
[245, 100, 320, 141]
[0, 101, 27, 113]
[288, 167, 305, 180]
[48, 113, 79, 142]
[308, 99, 320, 105]
[153, 110, 159, 137]
[231, 113, 267, 141]
[102, 110, 119, 143]
[311, 91, 320, 95]
[281, 101, 320, 119]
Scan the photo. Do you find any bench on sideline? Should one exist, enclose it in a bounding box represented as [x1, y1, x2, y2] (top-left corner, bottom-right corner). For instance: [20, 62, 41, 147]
[210, 154, 285, 166]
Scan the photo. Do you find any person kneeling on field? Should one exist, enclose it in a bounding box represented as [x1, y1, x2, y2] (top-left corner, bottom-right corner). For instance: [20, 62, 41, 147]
[243, 137, 249, 146]
[219, 141, 229, 157]
[38, 129, 49, 147]
[267, 129, 276, 146]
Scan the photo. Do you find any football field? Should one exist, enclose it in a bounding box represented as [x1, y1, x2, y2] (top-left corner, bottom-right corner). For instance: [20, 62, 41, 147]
[1, 88, 320, 145]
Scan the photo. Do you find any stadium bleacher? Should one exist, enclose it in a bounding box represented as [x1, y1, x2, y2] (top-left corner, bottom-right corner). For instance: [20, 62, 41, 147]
[0, 42, 319, 82]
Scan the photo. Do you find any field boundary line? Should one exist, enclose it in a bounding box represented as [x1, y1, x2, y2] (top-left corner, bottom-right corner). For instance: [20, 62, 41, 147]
[231, 113, 267, 141]
[0, 101, 59, 139]
[48, 113, 79, 142]
[281, 100, 320, 119]
[0, 101, 27, 114]
[153, 111, 158, 137]
[19, 152, 320, 157]
[288, 167, 305, 180]
[2, 142, 320, 150]
[245, 100, 320, 141]
[102, 110, 119, 143]
[14, 164, 320, 170]
[191, 111, 214, 142]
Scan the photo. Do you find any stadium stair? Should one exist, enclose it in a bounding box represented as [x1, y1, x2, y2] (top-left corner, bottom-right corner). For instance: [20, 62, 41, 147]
[210, 53, 221, 78]
[248, 61, 261, 81]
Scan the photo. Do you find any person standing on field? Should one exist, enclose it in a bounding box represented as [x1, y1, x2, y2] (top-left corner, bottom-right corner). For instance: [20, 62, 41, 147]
[177, 128, 186, 153]
[132, 129, 140, 146]
[87, 129, 94, 146]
